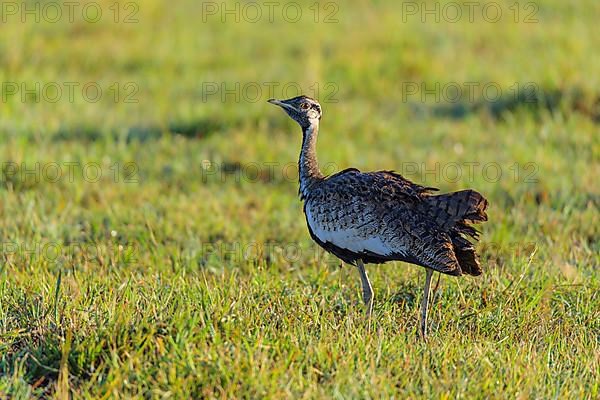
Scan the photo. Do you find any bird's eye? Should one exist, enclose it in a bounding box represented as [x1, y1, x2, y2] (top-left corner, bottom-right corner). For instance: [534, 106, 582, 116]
[300, 102, 310, 110]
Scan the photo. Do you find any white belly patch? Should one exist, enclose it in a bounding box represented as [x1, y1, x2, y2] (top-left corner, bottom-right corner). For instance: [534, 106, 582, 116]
[305, 208, 395, 256]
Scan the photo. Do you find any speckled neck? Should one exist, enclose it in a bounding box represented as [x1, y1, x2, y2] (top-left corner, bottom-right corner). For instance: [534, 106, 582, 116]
[299, 121, 324, 199]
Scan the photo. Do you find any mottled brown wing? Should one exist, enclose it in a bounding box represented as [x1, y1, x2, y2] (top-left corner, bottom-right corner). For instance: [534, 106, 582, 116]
[304, 169, 461, 275]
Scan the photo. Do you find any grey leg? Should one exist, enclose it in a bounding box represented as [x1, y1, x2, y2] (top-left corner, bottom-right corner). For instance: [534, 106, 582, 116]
[356, 259, 373, 317]
[420, 268, 434, 339]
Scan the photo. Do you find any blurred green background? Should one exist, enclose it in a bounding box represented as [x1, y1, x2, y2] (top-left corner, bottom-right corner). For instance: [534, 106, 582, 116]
[0, 0, 598, 398]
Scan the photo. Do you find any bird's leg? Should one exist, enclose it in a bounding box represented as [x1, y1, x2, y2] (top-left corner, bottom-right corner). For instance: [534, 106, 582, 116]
[432, 271, 442, 303]
[420, 268, 434, 339]
[356, 259, 373, 317]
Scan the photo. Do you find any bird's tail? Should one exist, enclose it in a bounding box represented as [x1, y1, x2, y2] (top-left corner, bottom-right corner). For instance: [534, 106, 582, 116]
[426, 190, 489, 276]
[427, 189, 488, 229]
[452, 235, 482, 275]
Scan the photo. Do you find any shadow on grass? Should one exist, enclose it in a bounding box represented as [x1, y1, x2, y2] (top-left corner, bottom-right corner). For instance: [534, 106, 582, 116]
[51, 117, 227, 143]
[386, 281, 420, 309]
[0, 288, 149, 395]
[409, 86, 600, 123]
[121, 118, 227, 142]
[45, 86, 600, 144]
[0, 294, 90, 397]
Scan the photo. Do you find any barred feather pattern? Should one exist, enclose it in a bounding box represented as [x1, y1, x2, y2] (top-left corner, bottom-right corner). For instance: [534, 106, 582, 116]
[303, 170, 488, 275]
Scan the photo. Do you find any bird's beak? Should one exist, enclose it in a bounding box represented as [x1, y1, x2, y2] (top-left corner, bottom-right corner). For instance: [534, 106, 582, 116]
[268, 98, 295, 112]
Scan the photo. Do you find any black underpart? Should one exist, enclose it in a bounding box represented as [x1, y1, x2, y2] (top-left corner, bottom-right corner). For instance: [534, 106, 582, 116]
[304, 215, 462, 276]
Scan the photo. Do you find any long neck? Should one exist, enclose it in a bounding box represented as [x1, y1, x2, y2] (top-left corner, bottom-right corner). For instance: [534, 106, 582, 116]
[298, 120, 324, 198]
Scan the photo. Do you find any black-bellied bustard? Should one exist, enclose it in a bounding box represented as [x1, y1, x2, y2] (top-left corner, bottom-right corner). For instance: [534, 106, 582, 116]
[268, 95, 488, 338]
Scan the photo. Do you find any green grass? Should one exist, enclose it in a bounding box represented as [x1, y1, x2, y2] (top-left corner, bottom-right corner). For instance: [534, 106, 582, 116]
[1, 0, 599, 398]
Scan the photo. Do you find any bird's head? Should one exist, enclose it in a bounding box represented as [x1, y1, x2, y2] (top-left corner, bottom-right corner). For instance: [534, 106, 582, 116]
[268, 95, 322, 128]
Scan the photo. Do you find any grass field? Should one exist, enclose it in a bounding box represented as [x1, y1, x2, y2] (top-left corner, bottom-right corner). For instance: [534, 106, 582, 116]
[0, 0, 599, 398]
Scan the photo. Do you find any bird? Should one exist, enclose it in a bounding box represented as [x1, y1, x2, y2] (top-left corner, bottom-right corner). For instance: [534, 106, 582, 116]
[268, 95, 488, 338]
